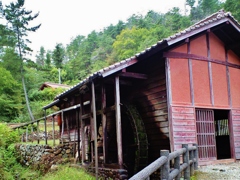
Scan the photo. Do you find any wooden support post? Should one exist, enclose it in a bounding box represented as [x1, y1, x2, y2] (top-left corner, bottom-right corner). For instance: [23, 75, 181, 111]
[174, 156, 181, 180]
[66, 115, 71, 142]
[115, 76, 123, 167]
[183, 144, 190, 180]
[101, 83, 108, 163]
[80, 96, 85, 164]
[26, 127, 28, 142]
[77, 107, 81, 163]
[44, 109, 48, 145]
[52, 116, 55, 146]
[193, 143, 198, 170]
[92, 82, 98, 179]
[37, 121, 40, 144]
[190, 148, 194, 176]
[160, 150, 169, 180]
[61, 111, 64, 144]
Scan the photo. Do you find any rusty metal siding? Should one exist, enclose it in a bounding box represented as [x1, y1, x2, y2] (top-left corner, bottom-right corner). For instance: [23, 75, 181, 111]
[196, 109, 217, 161]
[171, 106, 196, 150]
[231, 109, 240, 159]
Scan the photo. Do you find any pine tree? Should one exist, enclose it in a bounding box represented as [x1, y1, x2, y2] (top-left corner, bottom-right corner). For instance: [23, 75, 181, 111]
[3, 0, 41, 121]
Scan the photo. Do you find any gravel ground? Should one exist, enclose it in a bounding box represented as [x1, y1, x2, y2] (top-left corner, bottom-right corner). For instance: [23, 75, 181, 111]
[194, 161, 240, 180]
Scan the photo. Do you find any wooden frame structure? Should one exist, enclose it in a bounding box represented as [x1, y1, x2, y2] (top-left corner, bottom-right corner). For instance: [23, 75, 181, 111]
[42, 10, 240, 177]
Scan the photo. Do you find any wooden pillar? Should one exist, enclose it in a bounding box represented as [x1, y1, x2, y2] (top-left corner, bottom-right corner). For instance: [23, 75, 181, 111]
[206, 31, 214, 106]
[92, 82, 98, 179]
[80, 96, 85, 163]
[26, 127, 28, 142]
[115, 76, 123, 167]
[37, 121, 40, 144]
[101, 83, 108, 163]
[61, 111, 64, 144]
[160, 150, 170, 180]
[183, 144, 190, 180]
[52, 116, 55, 146]
[44, 109, 48, 145]
[187, 40, 194, 106]
[77, 105, 81, 163]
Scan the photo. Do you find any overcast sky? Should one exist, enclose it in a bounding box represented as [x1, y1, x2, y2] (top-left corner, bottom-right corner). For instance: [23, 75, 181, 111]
[2, 0, 186, 59]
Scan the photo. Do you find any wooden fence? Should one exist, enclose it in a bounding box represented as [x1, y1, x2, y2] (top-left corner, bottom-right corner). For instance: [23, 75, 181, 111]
[129, 144, 198, 180]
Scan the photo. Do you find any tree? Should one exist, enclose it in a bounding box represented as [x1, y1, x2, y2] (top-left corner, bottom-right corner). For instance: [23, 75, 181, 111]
[0, 66, 22, 122]
[1, 48, 21, 81]
[3, 0, 41, 121]
[224, 0, 240, 21]
[45, 50, 52, 68]
[52, 43, 65, 84]
[113, 27, 150, 61]
[35, 46, 45, 66]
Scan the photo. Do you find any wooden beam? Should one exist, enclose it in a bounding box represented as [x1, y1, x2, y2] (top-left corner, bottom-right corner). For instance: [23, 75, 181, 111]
[77, 104, 81, 163]
[52, 116, 55, 146]
[163, 51, 240, 69]
[165, 58, 174, 152]
[61, 111, 64, 144]
[44, 109, 48, 145]
[187, 40, 194, 106]
[101, 83, 108, 163]
[80, 95, 85, 164]
[206, 32, 214, 106]
[225, 48, 232, 107]
[102, 58, 138, 77]
[115, 76, 123, 167]
[119, 72, 148, 79]
[91, 82, 98, 179]
[104, 78, 132, 86]
[37, 121, 40, 144]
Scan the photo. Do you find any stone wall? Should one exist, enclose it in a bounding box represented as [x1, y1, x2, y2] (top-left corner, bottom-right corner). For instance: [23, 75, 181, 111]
[15, 143, 75, 166]
[15, 143, 128, 179]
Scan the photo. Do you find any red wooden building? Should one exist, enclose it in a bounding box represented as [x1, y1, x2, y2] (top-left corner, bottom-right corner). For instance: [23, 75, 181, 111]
[43, 10, 240, 177]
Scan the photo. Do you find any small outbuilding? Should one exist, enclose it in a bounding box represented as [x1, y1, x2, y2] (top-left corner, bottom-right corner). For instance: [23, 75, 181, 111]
[43, 10, 240, 177]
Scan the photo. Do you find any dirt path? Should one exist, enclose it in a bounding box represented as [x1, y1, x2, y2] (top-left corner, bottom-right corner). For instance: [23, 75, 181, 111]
[194, 161, 240, 180]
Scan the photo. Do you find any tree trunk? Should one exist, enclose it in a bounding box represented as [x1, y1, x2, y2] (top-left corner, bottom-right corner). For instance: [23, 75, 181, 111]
[58, 68, 61, 84]
[21, 66, 35, 121]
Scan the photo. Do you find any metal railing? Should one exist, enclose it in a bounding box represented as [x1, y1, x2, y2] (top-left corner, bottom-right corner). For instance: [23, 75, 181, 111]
[130, 144, 198, 180]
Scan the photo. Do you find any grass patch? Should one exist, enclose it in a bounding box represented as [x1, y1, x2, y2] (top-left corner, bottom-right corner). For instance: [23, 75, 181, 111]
[41, 165, 96, 180]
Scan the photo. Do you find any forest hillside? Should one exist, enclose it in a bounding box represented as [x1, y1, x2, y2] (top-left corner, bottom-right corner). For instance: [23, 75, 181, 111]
[0, 0, 239, 123]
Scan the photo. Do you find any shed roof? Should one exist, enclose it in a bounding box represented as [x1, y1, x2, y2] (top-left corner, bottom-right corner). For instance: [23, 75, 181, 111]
[43, 10, 240, 109]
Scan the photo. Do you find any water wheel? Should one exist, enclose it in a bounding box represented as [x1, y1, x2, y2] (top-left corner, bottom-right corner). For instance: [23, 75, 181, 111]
[121, 102, 148, 176]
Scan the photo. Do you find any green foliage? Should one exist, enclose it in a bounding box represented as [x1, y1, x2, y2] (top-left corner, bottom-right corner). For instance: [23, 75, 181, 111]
[113, 27, 150, 61]
[1, 48, 22, 81]
[52, 43, 65, 68]
[29, 87, 65, 102]
[0, 66, 22, 122]
[224, 0, 240, 22]
[0, 123, 19, 147]
[36, 46, 46, 66]
[41, 165, 96, 180]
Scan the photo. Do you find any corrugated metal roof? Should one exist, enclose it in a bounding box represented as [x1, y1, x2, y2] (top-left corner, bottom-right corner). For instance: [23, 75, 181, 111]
[46, 10, 240, 107]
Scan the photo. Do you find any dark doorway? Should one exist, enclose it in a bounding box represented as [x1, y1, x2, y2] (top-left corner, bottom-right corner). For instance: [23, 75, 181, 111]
[196, 109, 231, 161]
[214, 110, 231, 159]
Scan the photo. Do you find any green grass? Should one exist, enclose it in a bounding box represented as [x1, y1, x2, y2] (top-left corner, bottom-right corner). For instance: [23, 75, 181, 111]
[41, 165, 96, 180]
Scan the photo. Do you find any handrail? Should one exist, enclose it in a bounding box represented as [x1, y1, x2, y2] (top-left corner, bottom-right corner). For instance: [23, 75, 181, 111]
[129, 144, 198, 180]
